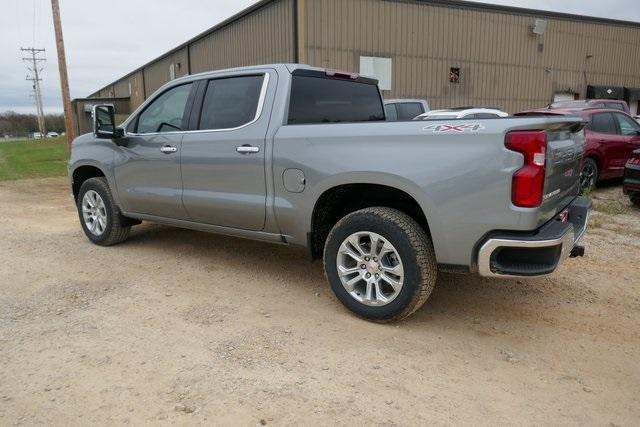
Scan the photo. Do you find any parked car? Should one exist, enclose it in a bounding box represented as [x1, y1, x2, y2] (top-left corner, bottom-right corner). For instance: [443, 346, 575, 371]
[384, 99, 429, 121]
[623, 149, 640, 207]
[32, 132, 43, 139]
[548, 99, 630, 114]
[516, 108, 640, 191]
[46, 132, 60, 138]
[69, 64, 590, 322]
[414, 107, 509, 120]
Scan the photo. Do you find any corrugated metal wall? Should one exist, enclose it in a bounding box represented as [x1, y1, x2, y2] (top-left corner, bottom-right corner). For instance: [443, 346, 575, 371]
[142, 48, 190, 97]
[86, 0, 294, 114]
[109, 71, 145, 108]
[190, 0, 295, 73]
[302, 0, 640, 112]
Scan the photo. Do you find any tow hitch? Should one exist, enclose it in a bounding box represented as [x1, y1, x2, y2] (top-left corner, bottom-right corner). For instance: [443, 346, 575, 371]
[570, 245, 585, 258]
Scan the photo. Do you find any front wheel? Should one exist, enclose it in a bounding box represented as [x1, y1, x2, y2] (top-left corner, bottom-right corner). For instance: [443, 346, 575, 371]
[323, 207, 437, 322]
[76, 177, 131, 246]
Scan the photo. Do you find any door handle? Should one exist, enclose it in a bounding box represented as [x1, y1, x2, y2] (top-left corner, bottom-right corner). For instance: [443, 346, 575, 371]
[160, 145, 178, 154]
[236, 145, 260, 154]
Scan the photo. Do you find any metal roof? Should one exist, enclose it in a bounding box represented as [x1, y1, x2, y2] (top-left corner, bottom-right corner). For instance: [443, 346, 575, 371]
[89, 0, 640, 97]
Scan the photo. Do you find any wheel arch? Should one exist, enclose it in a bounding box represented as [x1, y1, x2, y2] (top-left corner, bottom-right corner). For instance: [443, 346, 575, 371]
[308, 177, 438, 260]
[584, 153, 602, 171]
[71, 164, 108, 201]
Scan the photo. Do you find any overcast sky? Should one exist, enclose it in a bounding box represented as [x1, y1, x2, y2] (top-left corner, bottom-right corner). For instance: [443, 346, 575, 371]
[1, 0, 639, 114]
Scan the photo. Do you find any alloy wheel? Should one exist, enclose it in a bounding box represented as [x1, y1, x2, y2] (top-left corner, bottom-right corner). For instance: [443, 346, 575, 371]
[336, 231, 404, 306]
[81, 190, 108, 236]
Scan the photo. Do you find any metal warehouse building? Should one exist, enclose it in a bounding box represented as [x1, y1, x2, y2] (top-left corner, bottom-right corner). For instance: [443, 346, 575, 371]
[75, 0, 640, 133]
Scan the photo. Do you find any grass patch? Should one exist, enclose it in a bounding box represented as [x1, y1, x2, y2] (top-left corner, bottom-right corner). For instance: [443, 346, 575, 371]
[0, 137, 69, 181]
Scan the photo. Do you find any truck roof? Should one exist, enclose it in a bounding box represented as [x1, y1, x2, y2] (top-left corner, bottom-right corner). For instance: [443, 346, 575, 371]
[170, 63, 379, 85]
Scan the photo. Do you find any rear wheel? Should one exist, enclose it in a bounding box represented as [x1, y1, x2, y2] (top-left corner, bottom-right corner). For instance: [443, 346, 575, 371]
[323, 207, 437, 322]
[631, 195, 640, 208]
[580, 158, 598, 194]
[76, 177, 131, 246]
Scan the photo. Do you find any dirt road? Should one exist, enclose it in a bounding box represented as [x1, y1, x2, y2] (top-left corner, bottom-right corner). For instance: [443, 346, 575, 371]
[1, 178, 639, 425]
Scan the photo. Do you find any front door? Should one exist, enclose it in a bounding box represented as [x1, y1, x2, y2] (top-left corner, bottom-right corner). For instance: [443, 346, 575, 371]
[588, 112, 628, 178]
[114, 82, 194, 218]
[614, 112, 640, 160]
[180, 71, 273, 230]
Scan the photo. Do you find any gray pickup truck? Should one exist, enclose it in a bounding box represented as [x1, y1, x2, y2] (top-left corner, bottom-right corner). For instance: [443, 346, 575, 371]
[69, 64, 590, 322]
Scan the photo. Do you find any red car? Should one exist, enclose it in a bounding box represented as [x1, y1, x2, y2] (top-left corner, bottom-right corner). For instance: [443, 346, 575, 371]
[548, 99, 630, 114]
[516, 108, 640, 191]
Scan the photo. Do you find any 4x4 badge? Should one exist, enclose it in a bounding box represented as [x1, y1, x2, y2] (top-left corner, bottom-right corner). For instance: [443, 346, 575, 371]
[423, 123, 485, 133]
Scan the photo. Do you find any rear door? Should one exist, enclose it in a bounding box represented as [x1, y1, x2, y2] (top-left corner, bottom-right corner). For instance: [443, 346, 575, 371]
[588, 112, 628, 176]
[180, 70, 273, 230]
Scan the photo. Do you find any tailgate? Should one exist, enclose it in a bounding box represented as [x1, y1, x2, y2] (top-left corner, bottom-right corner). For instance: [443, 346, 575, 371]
[542, 126, 585, 214]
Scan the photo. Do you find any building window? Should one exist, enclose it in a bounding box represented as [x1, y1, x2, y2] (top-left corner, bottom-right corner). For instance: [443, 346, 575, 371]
[450, 67, 460, 83]
[359, 56, 392, 91]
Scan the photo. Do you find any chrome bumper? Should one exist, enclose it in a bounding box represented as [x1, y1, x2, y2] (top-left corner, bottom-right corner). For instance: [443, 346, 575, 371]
[477, 197, 591, 279]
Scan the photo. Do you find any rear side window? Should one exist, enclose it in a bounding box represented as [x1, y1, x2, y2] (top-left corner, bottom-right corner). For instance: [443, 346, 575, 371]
[384, 104, 398, 121]
[395, 103, 424, 120]
[590, 113, 617, 134]
[288, 76, 385, 124]
[199, 75, 264, 130]
[605, 102, 624, 111]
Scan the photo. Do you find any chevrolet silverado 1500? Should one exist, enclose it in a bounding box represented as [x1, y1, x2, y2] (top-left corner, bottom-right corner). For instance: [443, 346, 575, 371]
[69, 64, 590, 321]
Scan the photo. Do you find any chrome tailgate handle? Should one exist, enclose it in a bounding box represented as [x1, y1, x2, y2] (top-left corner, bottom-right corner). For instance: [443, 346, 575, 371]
[160, 145, 178, 154]
[236, 145, 260, 154]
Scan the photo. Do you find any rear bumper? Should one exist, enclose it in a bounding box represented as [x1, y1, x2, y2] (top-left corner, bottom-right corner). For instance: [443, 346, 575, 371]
[477, 196, 591, 278]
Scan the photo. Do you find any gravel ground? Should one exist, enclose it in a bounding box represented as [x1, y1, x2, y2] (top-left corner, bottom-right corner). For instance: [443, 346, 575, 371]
[0, 177, 639, 426]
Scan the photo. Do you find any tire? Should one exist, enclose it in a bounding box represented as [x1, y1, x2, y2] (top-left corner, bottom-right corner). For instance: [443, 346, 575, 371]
[323, 207, 437, 322]
[580, 158, 598, 194]
[76, 177, 131, 246]
[631, 195, 640, 208]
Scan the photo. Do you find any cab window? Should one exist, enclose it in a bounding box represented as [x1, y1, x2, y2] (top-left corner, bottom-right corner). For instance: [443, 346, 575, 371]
[395, 103, 424, 120]
[384, 104, 398, 121]
[135, 83, 193, 133]
[198, 75, 264, 130]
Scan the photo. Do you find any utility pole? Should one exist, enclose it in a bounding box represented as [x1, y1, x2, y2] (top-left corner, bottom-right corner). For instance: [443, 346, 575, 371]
[51, 0, 75, 146]
[21, 47, 47, 138]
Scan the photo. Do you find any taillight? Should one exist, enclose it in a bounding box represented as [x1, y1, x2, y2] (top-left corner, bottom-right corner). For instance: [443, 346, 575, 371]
[628, 151, 640, 165]
[505, 130, 547, 208]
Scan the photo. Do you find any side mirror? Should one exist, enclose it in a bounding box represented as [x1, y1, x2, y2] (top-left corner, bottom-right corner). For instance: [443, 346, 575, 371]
[93, 105, 123, 139]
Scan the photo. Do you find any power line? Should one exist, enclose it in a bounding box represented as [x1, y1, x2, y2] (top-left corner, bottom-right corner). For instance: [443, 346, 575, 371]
[21, 47, 47, 137]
